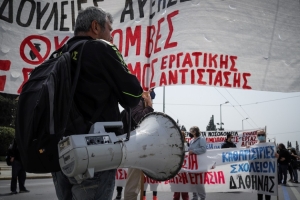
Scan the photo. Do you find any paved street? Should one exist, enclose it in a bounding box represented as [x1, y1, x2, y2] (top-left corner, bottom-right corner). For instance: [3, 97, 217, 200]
[1, 178, 300, 200]
[1, 162, 300, 200]
[0, 178, 300, 200]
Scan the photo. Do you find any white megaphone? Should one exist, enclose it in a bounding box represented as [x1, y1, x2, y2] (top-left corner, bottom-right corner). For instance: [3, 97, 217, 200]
[58, 112, 185, 183]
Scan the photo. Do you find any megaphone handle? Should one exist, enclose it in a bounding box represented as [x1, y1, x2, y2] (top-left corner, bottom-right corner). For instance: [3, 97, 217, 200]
[126, 108, 132, 141]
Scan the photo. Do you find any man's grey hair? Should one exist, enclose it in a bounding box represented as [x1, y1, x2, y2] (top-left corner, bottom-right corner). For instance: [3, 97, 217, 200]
[74, 6, 113, 35]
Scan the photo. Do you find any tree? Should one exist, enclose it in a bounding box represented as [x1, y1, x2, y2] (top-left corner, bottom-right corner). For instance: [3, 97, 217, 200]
[0, 94, 18, 127]
[296, 141, 299, 151]
[206, 115, 217, 131]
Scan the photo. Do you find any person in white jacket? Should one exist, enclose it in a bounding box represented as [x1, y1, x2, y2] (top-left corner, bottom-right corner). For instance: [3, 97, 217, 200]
[188, 126, 207, 200]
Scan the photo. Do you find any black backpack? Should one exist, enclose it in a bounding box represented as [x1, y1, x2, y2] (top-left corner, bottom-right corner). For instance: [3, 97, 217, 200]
[15, 40, 89, 173]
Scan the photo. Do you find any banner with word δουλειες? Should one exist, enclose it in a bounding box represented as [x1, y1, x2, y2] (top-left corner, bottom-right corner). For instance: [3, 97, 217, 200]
[1, 0, 300, 94]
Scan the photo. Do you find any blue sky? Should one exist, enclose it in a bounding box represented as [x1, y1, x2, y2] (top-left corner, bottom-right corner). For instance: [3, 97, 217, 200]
[150, 85, 300, 148]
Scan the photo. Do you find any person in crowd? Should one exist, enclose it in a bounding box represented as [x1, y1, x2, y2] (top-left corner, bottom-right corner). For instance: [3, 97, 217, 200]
[253, 130, 271, 200]
[188, 126, 207, 200]
[287, 148, 294, 182]
[290, 148, 299, 183]
[115, 186, 123, 200]
[277, 143, 291, 185]
[221, 133, 237, 148]
[173, 130, 189, 200]
[51, 6, 143, 200]
[122, 89, 156, 200]
[8, 139, 30, 194]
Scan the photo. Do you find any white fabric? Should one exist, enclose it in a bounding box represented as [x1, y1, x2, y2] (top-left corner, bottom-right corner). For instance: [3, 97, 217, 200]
[1, 0, 300, 94]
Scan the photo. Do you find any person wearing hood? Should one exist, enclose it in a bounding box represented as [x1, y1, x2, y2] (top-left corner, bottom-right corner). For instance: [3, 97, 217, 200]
[221, 133, 237, 148]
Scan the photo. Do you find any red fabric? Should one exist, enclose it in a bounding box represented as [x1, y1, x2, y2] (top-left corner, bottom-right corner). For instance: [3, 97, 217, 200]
[173, 192, 189, 200]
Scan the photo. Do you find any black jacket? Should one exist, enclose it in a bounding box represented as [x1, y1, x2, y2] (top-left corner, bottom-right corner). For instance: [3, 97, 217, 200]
[122, 99, 154, 134]
[221, 141, 237, 148]
[66, 36, 143, 134]
[278, 149, 291, 165]
[7, 139, 22, 162]
[131, 99, 154, 125]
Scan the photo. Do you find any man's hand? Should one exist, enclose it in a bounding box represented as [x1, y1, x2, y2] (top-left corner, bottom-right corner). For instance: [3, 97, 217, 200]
[10, 157, 14, 163]
[188, 150, 194, 155]
[142, 91, 152, 107]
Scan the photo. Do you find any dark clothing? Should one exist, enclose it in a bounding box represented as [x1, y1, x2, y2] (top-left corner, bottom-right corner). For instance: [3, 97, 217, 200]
[221, 141, 237, 148]
[288, 164, 294, 180]
[8, 140, 27, 192]
[53, 36, 142, 200]
[11, 160, 27, 192]
[278, 164, 288, 184]
[52, 169, 116, 200]
[257, 194, 271, 200]
[173, 192, 189, 200]
[121, 99, 153, 134]
[278, 149, 290, 184]
[277, 149, 291, 165]
[66, 36, 142, 135]
[7, 140, 22, 162]
[131, 99, 154, 126]
[291, 155, 298, 169]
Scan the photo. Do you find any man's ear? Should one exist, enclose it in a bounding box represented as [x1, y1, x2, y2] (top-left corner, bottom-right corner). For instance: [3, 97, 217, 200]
[90, 20, 99, 35]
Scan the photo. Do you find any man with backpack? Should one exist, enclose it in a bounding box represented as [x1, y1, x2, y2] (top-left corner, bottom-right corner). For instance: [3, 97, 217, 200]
[49, 6, 143, 200]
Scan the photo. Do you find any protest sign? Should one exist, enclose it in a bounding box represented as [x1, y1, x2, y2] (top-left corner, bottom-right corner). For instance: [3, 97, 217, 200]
[115, 143, 278, 196]
[183, 128, 264, 149]
[1, 0, 300, 94]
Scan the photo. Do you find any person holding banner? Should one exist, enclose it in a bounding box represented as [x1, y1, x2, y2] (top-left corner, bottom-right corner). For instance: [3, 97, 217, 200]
[173, 130, 189, 200]
[188, 126, 207, 200]
[221, 133, 237, 148]
[254, 130, 271, 200]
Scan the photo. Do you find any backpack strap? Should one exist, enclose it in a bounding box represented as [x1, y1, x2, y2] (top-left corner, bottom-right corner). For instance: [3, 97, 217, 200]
[68, 40, 107, 126]
[68, 40, 88, 106]
[59, 40, 88, 138]
[62, 40, 109, 135]
[125, 108, 132, 141]
[61, 40, 115, 136]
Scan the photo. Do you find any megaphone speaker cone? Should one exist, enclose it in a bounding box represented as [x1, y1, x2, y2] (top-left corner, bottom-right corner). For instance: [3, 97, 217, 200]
[119, 112, 185, 181]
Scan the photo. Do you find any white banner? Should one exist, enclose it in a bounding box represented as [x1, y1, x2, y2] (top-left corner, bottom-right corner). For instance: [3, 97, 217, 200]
[1, 0, 300, 94]
[185, 128, 265, 149]
[115, 143, 278, 196]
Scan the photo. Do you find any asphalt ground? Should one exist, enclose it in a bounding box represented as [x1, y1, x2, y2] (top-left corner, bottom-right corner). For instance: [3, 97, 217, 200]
[1, 162, 300, 200]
